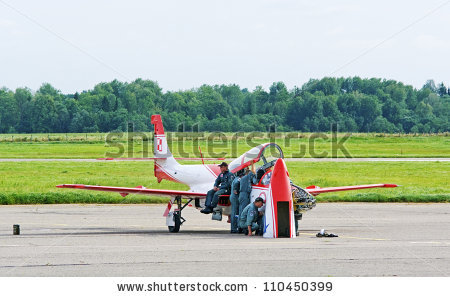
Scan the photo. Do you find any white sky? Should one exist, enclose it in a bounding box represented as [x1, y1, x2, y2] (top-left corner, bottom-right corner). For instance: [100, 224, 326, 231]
[1, 0, 449, 93]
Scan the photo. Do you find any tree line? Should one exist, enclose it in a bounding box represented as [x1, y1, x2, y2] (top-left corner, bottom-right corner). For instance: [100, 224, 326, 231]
[0, 77, 448, 133]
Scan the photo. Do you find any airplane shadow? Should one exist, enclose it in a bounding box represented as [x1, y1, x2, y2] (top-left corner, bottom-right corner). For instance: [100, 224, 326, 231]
[11, 227, 232, 237]
[4, 227, 322, 237]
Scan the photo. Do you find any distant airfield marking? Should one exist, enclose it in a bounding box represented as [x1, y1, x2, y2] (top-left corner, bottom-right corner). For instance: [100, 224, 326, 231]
[0, 158, 449, 162]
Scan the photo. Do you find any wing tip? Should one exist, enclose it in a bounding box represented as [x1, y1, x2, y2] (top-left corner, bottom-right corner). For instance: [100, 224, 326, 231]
[384, 184, 399, 188]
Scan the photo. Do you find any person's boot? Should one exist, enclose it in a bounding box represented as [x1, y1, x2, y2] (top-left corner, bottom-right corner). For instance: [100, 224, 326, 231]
[200, 207, 212, 214]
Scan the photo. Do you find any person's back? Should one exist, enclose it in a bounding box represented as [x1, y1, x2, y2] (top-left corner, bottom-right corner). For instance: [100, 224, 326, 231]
[239, 171, 255, 193]
[256, 168, 265, 183]
[229, 175, 241, 233]
[238, 170, 255, 218]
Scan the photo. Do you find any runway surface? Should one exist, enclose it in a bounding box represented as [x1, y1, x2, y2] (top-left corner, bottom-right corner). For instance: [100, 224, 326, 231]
[0, 158, 449, 162]
[0, 203, 449, 277]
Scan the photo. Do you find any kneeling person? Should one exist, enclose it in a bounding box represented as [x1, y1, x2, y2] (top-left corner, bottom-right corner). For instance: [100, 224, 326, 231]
[239, 197, 265, 236]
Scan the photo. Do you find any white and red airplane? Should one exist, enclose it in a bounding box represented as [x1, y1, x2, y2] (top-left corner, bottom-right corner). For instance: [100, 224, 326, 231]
[57, 115, 398, 238]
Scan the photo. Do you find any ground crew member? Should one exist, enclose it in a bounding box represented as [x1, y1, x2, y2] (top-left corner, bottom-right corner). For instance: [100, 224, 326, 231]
[230, 169, 244, 233]
[256, 164, 273, 184]
[201, 162, 234, 214]
[238, 163, 256, 217]
[261, 167, 273, 184]
[239, 197, 265, 236]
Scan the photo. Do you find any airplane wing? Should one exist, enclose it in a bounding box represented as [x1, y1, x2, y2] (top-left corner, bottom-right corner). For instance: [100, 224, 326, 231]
[305, 184, 398, 196]
[97, 157, 225, 161]
[56, 184, 206, 199]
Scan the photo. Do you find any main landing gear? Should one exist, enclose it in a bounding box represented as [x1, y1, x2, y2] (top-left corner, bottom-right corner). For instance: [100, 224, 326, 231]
[167, 195, 193, 233]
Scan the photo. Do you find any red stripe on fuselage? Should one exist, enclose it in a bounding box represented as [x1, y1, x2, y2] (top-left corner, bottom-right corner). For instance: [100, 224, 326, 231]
[252, 185, 269, 190]
[154, 163, 182, 184]
[205, 164, 221, 178]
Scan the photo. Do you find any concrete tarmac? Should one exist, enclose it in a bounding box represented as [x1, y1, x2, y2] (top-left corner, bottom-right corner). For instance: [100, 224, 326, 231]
[0, 203, 449, 277]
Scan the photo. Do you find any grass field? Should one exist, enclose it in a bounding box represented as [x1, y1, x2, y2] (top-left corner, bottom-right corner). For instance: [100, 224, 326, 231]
[0, 133, 448, 158]
[0, 161, 448, 204]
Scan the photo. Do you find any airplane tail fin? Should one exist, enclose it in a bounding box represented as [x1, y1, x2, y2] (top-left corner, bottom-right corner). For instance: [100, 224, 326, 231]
[151, 114, 172, 158]
[151, 115, 181, 183]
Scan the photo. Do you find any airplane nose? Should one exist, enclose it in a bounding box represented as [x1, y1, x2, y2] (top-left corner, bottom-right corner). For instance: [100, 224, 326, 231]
[270, 158, 291, 199]
[272, 158, 289, 180]
[264, 158, 295, 238]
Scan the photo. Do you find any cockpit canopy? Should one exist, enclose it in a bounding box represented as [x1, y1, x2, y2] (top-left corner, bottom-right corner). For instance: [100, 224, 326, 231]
[229, 143, 284, 174]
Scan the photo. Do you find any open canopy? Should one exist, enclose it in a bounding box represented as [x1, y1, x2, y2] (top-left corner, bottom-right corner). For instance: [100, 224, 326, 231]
[229, 143, 284, 173]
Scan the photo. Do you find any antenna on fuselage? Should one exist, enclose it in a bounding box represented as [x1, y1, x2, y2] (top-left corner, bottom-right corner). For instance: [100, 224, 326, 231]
[198, 146, 205, 165]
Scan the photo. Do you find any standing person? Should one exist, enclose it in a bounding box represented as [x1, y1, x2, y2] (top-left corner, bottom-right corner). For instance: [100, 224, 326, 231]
[239, 197, 265, 236]
[229, 169, 244, 233]
[238, 163, 256, 218]
[201, 162, 234, 214]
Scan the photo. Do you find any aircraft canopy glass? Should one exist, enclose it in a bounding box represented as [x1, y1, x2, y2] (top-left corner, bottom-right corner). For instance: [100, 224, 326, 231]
[229, 143, 283, 173]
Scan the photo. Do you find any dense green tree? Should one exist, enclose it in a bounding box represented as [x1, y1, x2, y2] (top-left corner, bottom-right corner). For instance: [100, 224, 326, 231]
[382, 99, 403, 125]
[31, 93, 58, 133]
[196, 85, 231, 120]
[0, 78, 448, 133]
[359, 95, 381, 131]
[0, 88, 19, 133]
[253, 86, 270, 114]
[286, 96, 304, 130]
[372, 116, 396, 133]
[69, 110, 97, 132]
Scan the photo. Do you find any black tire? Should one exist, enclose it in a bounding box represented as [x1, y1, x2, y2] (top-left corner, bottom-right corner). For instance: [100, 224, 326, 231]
[168, 212, 181, 233]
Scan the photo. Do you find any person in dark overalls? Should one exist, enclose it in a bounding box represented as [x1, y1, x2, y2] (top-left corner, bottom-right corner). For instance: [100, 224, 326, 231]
[238, 164, 256, 219]
[229, 169, 244, 233]
[239, 197, 265, 236]
[201, 162, 234, 214]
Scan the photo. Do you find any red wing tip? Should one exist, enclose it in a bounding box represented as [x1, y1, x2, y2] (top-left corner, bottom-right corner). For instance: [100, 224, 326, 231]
[384, 184, 398, 188]
[56, 184, 86, 189]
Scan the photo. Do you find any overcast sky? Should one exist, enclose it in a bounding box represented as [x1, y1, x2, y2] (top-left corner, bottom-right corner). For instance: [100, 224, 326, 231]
[1, 0, 449, 94]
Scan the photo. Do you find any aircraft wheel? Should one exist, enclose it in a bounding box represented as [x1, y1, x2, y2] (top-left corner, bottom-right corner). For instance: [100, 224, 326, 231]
[168, 212, 181, 233]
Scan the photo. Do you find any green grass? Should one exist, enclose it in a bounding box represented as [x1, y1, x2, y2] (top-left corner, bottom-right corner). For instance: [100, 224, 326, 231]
[0, 161, 448, 204]
[0, 133, 448, 158]
[287, 161, 449, 203]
